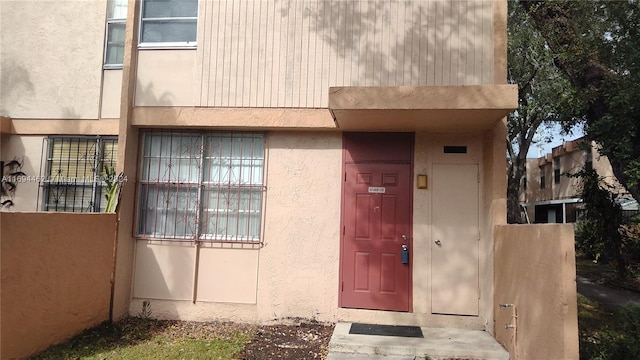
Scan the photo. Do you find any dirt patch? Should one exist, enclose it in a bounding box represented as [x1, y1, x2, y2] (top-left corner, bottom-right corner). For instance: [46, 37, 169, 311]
[131, 318, 334, 360]
[240, 322, 335, 360]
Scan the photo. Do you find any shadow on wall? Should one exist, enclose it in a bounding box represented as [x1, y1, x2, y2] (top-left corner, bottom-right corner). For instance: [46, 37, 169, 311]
[0, 60, 34, 116]
[300, 0, 491, 85]
[62, 107, 81, 119]
[136, 80, 178, 107]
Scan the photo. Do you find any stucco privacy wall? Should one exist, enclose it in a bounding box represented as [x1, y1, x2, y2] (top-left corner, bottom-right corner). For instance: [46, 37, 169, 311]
[138, 0, 495, 107]
[494, 224, 579, 360]
[130, 132, 343, 321]
[0, 1, 105, 119]
[1, 212, 117, 359]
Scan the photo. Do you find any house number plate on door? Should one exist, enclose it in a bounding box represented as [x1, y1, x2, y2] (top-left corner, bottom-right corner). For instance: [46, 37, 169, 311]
[368, 187, 386, 193]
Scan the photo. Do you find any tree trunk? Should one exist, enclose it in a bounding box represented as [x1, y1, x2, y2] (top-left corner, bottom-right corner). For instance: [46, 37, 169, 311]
[507, 161, 526, 224]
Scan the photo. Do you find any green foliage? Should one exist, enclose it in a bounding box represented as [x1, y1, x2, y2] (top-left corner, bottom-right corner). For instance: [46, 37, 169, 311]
[103, 165, 122, 213]
[505, 2, 579, 223]
[521, 0, 640, 204]
[581, 304, 640, 360]
[575, 221, 606, 263]
[571, 164, 640, 277]
[139, 300, 152, 319]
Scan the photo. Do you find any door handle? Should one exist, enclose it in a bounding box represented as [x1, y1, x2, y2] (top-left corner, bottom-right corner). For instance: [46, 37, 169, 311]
[434, 239, 442, 246]
[401, 244, 409, 264]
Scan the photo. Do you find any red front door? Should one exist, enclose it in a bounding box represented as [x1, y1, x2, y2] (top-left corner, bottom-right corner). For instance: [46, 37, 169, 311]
[340, 163, 411, 311]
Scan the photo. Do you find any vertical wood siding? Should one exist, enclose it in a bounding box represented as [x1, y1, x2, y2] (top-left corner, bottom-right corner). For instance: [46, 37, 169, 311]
[196, 0, 494, 108]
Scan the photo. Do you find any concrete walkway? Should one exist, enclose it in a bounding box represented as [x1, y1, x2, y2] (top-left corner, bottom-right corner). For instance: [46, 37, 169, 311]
[326, 322, 509, 360]
[576, 275, 640, 307]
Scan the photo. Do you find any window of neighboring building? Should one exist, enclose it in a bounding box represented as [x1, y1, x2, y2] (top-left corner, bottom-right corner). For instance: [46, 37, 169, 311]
[137, 131, 264, 242]
[554, 157, 561, 184]
[540, 167, 546, 189]
[42, 136, 118, 212]
[104, 0, 127, 68]
[140, 0, 198, 47]
[585, 149, 593, 169]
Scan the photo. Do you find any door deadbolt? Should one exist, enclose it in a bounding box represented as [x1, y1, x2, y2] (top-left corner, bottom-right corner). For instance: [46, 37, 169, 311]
[435, 239, 442, 246]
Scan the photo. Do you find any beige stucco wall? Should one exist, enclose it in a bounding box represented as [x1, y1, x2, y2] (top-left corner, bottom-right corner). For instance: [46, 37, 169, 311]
[2, 120, 119, 135]
[101, 70, 123, 119]
[0, 212, 117, 359]
[130, 132, 343, 322]
[0, 134, 45, 211]
[0, 1, 105, 119]
[591, 145, 628, 195]
[494, 224, 579, 360]
[556, 149, 584, 199]
[135, 50, 196, 106]
[257, 132, 343, 320]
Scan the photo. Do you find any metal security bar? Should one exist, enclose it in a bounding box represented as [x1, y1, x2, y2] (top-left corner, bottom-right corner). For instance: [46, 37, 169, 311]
[137, 130, 265, 243]
[41, 136, 118, 212]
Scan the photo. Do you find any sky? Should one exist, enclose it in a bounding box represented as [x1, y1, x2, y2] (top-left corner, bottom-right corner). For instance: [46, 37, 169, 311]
[526, 123, 585, 158]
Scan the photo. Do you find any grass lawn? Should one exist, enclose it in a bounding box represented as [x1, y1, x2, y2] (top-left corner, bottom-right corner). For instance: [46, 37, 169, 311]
[28, 317, 333, 360]
[30, 318, 254, 360]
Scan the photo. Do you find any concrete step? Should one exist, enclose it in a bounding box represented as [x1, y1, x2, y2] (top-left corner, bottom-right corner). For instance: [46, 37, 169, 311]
[327, 354, 428, 360]
[327, 323, 510, 360]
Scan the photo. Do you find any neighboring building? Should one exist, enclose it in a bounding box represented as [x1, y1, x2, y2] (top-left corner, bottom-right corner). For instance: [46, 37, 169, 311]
[522, 137, 638, 223]
[2, 0, 522, 336]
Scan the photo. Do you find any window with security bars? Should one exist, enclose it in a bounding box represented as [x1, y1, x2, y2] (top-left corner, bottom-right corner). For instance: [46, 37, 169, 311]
[137, 131, 264, 243]
[42, 136, 118, 212]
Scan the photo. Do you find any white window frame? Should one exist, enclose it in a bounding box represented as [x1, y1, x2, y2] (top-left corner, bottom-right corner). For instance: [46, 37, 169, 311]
[104, 0, 128, 68]
[138, 0, 198, 49]
[136, 131, 265, 243]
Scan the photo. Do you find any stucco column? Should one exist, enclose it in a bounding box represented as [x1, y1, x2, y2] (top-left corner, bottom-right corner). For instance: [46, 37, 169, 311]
[111, 0, 141, 321]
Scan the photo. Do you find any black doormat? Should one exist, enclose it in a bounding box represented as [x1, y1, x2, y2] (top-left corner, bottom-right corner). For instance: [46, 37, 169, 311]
[349, 323, 424, 338]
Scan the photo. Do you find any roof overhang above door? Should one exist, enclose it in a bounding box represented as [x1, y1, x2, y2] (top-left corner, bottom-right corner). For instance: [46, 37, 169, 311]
[328, 85, 518, 132]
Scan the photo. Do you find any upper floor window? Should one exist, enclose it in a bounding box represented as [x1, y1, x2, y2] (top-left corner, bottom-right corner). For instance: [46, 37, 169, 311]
[585, 149, 593, 169]
[553, 157, 561, 184]
[104, 0, 127, 68]
[539, 167, 546, 189]
[41, 136, 118, 212]
[140, 0, 198, 47]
